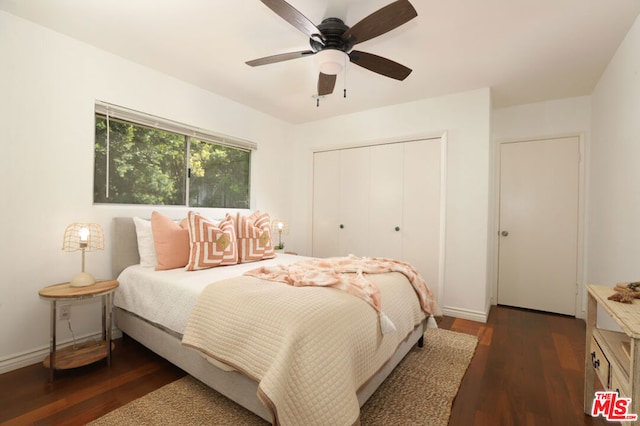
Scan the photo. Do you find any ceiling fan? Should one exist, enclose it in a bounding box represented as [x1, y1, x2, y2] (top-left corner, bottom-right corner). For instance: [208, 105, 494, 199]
[246, 0, 418, 97]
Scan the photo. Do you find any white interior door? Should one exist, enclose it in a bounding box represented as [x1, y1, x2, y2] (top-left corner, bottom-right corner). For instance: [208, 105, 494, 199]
[498, 136, 580, 315]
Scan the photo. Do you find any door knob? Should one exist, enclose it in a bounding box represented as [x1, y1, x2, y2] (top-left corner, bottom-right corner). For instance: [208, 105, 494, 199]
[501, 230, 509, 237]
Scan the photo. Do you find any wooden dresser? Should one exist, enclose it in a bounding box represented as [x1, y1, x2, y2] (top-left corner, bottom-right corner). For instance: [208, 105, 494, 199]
[584, 284, 640, 424]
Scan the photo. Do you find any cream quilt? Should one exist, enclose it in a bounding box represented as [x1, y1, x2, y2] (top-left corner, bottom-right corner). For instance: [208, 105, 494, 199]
[182, 264, 432, 425]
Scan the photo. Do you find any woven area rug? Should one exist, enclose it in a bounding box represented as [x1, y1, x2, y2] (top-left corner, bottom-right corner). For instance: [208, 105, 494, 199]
[90, 328, 477, 425]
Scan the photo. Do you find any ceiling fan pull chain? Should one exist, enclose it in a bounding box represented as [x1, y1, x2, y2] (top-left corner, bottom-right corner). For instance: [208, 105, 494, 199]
[344, 54, 347, 98]
[317, 98, 320, 107]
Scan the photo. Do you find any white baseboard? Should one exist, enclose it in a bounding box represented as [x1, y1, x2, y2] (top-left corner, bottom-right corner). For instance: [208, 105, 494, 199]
[442, 306, 488, 323]
[0, 328, 123, 375]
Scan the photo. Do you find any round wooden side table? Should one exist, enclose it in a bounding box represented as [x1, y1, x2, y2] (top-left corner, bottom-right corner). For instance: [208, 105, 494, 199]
[38, 280, 119, 381]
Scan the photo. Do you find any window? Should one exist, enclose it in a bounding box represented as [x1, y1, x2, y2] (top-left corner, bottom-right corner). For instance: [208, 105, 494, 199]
[94, 103, 253, 208]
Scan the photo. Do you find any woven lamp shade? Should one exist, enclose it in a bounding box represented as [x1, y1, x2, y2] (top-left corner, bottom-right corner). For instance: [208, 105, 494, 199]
[271, 218, 289, 235]
[62, 223, 104, 252]
[62, 223, 104, 287]
[271, 218, 289, 250]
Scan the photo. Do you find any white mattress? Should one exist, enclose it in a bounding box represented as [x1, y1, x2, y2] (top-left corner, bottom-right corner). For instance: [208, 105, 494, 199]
[114, 254, 303, 335]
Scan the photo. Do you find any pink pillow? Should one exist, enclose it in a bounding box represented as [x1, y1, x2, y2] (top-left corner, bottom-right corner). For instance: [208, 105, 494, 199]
[236, 211, 275, 263]
[151, 211, 189, 271]
[186, 211, 238, 271]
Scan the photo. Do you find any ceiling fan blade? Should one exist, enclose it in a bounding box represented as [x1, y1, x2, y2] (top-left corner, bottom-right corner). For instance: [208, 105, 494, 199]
[349, 50, 412, 80]
[318, 73, 337, 96]
[259, 0, 322, 39]
[342, 0, 417, 46]
[246, 50, 315, 67]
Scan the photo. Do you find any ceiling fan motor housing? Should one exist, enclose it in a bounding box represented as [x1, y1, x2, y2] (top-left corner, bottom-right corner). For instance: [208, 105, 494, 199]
[310, 18, 353, 53]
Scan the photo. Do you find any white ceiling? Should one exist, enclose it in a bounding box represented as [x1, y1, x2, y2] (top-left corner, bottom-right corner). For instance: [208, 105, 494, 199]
[2, 0, 640, 124]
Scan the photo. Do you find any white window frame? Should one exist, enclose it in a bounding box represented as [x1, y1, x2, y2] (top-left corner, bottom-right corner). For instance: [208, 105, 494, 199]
[94, 101, 256, 207]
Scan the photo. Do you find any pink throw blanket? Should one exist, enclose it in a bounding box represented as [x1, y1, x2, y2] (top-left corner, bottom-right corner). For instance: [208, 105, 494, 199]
[244, 255, 436, 334]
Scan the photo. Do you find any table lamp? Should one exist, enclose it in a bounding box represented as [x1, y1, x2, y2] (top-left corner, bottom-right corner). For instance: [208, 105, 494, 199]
[271, 218, 289, 250]
[62, 223, 104, 287]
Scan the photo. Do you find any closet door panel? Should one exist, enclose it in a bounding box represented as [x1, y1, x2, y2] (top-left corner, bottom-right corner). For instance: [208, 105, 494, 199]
[312, 150, 340, 258]
[338, 147, 370, 256]
[369, 143, 403, 258]
[402, 139, 442, 297]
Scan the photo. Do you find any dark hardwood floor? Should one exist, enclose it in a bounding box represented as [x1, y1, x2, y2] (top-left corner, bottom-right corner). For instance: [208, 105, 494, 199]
[445, 306, 610, 426]
[0, 306, 612, 425]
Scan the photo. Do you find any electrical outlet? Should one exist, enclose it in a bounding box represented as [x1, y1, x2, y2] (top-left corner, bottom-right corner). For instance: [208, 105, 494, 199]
[60, 305, 71, 321]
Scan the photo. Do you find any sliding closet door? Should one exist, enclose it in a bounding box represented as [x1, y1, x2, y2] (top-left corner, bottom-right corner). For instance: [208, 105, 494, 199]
[338, 147, 370, 256]
[312, 150, 340, 258]
[369, 143, 403, 258]
[402, 139, 442, 297]
[312, 138, 444, 302]
[312, 147, 370, 258]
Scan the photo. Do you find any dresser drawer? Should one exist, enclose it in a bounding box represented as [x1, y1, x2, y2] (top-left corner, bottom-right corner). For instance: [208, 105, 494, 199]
[591, 336, 611, 388]
[610, 367, 630, 397]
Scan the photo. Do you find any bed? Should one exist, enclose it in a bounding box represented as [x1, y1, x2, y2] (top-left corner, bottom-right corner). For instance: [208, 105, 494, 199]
[111, 216, 438, 425]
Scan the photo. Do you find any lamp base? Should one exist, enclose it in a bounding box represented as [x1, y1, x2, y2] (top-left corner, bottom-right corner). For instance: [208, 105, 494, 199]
[70, 272, 96, 287]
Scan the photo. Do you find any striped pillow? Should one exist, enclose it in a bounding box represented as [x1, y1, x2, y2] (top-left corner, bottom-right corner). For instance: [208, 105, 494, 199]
[236, 211, 275, 263]
[185, 211, 238, 271]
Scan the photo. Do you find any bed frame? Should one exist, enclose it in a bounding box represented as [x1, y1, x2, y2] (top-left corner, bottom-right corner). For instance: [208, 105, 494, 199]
[111, 217, 426, 423]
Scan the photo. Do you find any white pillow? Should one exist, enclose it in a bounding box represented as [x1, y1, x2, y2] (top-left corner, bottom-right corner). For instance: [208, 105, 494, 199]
[133, 217, 157, 268]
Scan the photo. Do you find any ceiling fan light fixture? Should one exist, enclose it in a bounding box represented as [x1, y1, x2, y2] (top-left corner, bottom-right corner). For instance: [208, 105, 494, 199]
[314, 49, 347, 75]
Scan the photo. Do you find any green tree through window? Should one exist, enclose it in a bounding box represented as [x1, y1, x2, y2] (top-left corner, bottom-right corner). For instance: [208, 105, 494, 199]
[189, 139, 250, 208]
[94, 114, 250, 208]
